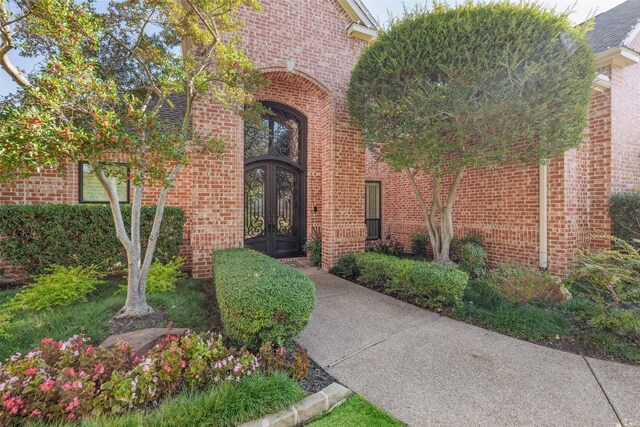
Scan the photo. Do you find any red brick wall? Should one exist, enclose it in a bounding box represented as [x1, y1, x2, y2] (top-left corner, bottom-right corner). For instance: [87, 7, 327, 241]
[610, 34, 640, 193]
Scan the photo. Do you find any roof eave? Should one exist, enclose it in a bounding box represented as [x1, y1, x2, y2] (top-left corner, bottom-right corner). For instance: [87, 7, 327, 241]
[337, 0, 375, 28]
[595, 46, 640, 69]
[347, 22, 378, 42]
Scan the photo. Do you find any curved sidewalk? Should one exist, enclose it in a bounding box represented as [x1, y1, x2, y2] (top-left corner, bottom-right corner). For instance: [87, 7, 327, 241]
[296, 266, 640, 427]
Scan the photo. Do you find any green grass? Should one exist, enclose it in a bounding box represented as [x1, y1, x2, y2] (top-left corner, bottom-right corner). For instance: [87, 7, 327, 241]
[455, 281, 640, 363]
[0, 279, 211, 361]
[457, 281, 569, 341]
[24, 372, 303, 427]
[307, 395, 405, 427]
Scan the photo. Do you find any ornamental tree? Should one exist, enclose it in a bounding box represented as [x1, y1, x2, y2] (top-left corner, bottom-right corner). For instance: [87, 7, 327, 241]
[348, 2, 595, 263]
[0, 0, 264, 317]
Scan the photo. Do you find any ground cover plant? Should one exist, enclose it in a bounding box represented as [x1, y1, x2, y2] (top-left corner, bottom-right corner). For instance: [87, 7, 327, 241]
[307, 395, 405, 427]
[214, 249, 316, 349]
[0, 279, 210, 362]
[55, 372, 303, 427]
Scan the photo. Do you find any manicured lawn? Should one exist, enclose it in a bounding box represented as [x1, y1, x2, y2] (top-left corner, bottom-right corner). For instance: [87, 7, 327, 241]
[33, 372, 303, 427]
[307, 395, 405, 427]
[0, 279, 212, 361]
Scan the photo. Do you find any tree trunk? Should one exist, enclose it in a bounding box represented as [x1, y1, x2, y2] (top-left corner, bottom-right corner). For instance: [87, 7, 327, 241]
[116, 182, 155, 318]
[406, 168, 465, 264]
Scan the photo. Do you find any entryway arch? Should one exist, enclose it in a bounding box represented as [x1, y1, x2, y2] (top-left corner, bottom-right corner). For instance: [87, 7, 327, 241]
[244, 102, 307, 258]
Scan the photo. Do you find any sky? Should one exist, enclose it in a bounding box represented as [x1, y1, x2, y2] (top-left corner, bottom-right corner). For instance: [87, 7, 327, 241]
[363, 0, 626, 26]
[0, 0, 630, 96]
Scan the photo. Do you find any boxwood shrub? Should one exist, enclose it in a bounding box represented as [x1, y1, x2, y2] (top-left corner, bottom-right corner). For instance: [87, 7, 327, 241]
[610, 192, 640, 247]
[213, 249, 316, 348]
[0, 204, 185, 275]
[348, 252, 468, 308]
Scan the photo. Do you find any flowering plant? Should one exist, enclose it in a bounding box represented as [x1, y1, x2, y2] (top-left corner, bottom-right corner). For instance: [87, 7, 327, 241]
[0, 332, 259, 423]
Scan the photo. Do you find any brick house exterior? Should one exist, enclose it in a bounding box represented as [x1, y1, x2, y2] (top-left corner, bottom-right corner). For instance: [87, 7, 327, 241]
[0, 0, 378, 281]
[1, 0, 640, 280]
[366, 0, 640, 275]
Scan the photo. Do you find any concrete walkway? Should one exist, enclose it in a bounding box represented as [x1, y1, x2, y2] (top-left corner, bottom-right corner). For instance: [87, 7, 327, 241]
[296, 266, 640, 427]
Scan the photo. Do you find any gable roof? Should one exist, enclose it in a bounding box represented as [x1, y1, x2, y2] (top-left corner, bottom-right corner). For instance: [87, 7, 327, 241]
[338, 0, 380, 30]
[587, 0, 640, 53]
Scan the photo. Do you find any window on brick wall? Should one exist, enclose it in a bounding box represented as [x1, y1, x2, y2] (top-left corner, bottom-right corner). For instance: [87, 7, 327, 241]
[365, 181, 381, 240]
[79, 162, 130, 203]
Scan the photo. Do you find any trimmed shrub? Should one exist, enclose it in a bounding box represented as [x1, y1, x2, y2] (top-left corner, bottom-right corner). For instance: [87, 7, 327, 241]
[459, 243, 487, 279]
[329, 253, 360, 281]
[304, 237, 322, 267]
[353, 253, 468, 308]
[410, 233, 429, 257]
[486, 264, 560, 305]
[365, 238, 404, 256]
[0, 333, 260, 424]
[0, 204, 185, 275]
[451, 233, 484, 262]
[387, 258, 468, 308]
[353, 252, 397, 285]
[610, 192, 640, 247]
[213, 249, 316, 348]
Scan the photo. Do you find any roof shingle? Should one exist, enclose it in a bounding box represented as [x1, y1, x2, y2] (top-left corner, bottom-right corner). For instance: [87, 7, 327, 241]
[587, 0, 640, 53]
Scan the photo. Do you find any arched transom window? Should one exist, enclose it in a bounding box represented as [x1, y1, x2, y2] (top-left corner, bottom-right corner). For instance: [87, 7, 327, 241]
[244, 106, 302, 165]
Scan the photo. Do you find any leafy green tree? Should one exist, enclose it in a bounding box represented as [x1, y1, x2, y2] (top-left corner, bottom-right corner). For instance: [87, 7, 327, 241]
[348, 2, 595, 263]
[0, 0, 264, 317]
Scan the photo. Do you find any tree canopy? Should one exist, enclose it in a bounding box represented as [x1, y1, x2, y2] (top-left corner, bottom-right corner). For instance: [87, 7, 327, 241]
[0, 0, 264, 317]
[348, 1, 595, 262]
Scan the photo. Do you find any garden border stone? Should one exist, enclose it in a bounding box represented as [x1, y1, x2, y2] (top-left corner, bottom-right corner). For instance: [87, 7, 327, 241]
[239, 382, 352, 427]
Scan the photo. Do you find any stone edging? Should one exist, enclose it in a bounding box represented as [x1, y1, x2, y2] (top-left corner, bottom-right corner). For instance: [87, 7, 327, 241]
[239, 382, 352, 427]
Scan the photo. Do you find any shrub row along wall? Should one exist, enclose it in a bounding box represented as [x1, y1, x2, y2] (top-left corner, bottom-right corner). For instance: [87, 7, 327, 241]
[0, 204, 185, 275]
[214, 248, 316, 349]
[610, 192, 640, 247]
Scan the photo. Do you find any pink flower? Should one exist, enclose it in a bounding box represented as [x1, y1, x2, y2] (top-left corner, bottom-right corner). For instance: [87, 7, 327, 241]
[30, 408, 42, 417]
[65, 397, 80, 412]
[25, 368, 37, 376]
[163, 364, 172, 373]
[40, 380, 55, 392]
[181, 360, 186, 368]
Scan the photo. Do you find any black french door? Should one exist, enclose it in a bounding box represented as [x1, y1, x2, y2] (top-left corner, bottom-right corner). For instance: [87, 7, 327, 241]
[244, 102, 306, 258]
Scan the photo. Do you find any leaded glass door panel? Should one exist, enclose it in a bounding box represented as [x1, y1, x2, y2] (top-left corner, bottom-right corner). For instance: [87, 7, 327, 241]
[244, 103, 306, 258]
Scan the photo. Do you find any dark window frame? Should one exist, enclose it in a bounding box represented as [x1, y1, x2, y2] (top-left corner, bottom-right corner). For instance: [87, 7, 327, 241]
[365, 180, 382, 241]
[78, 161, 131, 204]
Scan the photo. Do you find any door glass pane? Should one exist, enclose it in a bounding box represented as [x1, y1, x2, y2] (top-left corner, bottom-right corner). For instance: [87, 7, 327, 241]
[244, 107, 301, 164]
[244, 168, 266, 239]
[276, 168, 297, 237]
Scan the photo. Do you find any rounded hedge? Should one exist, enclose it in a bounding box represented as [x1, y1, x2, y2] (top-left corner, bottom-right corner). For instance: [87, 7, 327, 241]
[213, 249, 316, 348]
[348, 2, 595, 171]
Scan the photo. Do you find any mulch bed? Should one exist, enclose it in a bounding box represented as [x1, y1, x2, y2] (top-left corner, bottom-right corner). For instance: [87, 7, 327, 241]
[300, 358, 339, 394]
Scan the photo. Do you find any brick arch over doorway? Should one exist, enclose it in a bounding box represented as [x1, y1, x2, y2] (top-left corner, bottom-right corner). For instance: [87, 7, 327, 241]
[255, 69, 364, 268]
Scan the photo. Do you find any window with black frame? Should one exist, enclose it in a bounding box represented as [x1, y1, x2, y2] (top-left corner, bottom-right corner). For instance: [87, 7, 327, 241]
[365, 181, 381, 240]
[79, 161, 130, 203]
